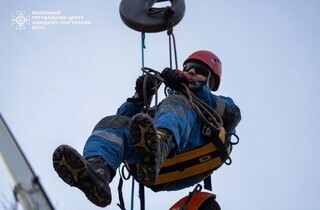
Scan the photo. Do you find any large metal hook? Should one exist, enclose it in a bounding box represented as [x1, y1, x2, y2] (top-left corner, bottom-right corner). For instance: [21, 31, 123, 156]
[119, 0, 185, 33]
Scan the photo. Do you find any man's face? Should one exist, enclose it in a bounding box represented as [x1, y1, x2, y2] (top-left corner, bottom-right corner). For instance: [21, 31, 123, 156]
[183, 61, 209, 83]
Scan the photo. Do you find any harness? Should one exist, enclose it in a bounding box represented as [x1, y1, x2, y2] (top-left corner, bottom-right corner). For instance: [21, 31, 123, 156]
[155, 128, 228, 186]
[118, 127, 238, 209]
[125, 124, 239, 190]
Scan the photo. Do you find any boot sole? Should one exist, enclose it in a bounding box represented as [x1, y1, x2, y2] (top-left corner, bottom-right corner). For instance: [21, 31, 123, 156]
[130, 113, 159, 185]
[52, 144, 111, 207]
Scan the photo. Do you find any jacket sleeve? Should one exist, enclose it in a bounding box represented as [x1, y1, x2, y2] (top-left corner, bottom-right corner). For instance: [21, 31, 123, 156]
[194, 86, 241, 133]
[116, 99, 145, 117]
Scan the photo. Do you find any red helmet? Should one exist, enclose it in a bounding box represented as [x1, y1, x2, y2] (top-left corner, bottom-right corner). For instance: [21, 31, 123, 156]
[183, 50, 222, 91]
[170, 191, 221, 210]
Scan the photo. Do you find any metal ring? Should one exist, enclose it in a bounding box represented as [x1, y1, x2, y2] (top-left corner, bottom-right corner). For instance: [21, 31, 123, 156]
[225, 157, 232, 165]
[121, 164, 131, 180]
[229, 133, 240, 145]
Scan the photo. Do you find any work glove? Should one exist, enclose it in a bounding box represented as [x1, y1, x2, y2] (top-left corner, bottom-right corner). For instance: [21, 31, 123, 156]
[160, 68, 191, 91]
[135, 75, 159, 98]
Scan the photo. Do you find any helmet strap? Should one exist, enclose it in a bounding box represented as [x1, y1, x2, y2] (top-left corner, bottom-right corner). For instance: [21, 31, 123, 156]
[206, 70, 212, 88]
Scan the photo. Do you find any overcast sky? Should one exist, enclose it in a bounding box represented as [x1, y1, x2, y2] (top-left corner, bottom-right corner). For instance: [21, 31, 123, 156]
[1, 0, 320, 210]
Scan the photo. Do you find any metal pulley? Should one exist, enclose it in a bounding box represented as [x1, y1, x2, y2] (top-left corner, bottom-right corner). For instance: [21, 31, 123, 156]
[119, 0, 185, 33]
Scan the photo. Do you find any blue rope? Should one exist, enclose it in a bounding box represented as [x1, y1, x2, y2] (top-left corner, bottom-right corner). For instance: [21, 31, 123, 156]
[141, 32, 146, 70]
[130, 32, 146, 210]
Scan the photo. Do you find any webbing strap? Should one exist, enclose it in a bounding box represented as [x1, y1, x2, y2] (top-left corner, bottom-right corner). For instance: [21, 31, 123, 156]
[139, 184, 145, 210]
[155, 158, 221, 185]
[179, 184, 202, 210]
[161, 142, 219, 167]
[204, 176, 212, 191]
[117, 177, 126, 210]
[154, 136, 227, 186]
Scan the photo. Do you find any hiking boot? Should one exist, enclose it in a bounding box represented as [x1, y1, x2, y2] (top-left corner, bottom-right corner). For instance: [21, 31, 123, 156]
[129, 113, 174, 186]
[52, 144, 111, 207]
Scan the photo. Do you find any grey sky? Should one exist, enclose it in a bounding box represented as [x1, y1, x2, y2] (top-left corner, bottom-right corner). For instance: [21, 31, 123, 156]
[1, 0, 320, 209]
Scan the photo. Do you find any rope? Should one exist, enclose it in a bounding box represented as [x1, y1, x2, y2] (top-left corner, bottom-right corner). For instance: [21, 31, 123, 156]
[135, 6, 224, 210]
[141, 32, 146, 68]
[141, 6, 179, 110]
[141, 32, 151, 114]
[179, 84, 223, 132]
[140, 68, 223, 133]
[141, 67, 162, 113]
[168, 33, 179, 70]
[126, 32, 147, 210]
[164, 7, 178, 70]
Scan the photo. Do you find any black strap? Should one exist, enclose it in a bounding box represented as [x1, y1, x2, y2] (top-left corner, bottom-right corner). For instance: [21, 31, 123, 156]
[117, 176, 126, 210]
[139, 183, 145, 210]
[204, 175, 212, 191]
[180, 184, 203, 210]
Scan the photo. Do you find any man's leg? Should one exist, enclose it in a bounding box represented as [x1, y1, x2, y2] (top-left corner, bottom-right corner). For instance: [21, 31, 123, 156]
[53, 145, 112, 207]
[153, 94, 198, 151]
[129, 113, 174, 185]
[129, 95, 197, 185]
[53, 115, 138, 207]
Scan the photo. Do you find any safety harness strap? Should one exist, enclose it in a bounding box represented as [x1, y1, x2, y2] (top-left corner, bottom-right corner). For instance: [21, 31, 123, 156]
[154, 128, 230, 186]
[117, 177, 126, 210]
[139, 184, 145, 210]
[203, 176, 212, 191]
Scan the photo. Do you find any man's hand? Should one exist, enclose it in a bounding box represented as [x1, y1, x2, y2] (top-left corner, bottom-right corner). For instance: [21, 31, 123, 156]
[160, 68, 192, 91]
[135, 75, 158, 98]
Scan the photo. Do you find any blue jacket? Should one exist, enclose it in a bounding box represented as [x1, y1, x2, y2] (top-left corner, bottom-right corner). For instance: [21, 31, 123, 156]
[84, 83, 241, 191]
[117, 85, 241, 135]
[116, 84, 241, 190]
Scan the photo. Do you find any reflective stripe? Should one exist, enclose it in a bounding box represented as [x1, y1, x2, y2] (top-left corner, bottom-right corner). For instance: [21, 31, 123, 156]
[91, 130, 124, 151]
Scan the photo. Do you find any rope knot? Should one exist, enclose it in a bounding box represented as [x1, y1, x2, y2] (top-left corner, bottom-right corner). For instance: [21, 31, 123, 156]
[164, 6, 175, 35]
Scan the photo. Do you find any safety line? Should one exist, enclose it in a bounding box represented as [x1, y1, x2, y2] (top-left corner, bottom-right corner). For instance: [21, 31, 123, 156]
[141, 32, 146, 70]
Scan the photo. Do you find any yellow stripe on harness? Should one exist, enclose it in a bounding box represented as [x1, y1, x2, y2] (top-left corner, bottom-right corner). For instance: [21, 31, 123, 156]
[161, 142, 218, 167]
[125, 128, 230, 189]
[155, 157, 222, 185]
[154, 128, 228, 185]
